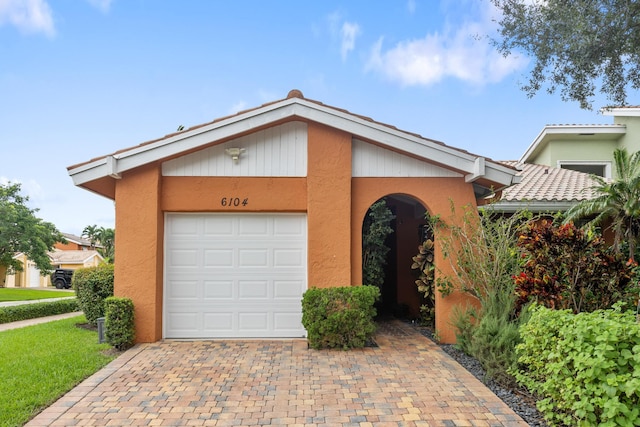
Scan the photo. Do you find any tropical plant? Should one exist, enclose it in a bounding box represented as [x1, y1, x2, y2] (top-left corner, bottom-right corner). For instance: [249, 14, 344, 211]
[437, 203, 525, 301]
[362, 199, 395, 289]
[514, 219, 636, 314]
[83, 225, 115, 262]
[564, 148, 640, 261]
[82, 225, 100, 249]
[0, 182, 65, 286]
[411, 237, 436, 323]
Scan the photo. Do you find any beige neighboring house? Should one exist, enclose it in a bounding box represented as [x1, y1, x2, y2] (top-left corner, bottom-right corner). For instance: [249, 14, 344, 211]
[4, 248, 103, 288]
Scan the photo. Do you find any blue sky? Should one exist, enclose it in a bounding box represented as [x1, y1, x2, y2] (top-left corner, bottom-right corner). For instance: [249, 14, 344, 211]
[1, 0, 635, 236]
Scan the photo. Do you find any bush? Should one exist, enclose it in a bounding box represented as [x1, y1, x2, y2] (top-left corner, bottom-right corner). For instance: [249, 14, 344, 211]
[104, 297, 135, 351]
[301, 286, 380, 350]
[0, 298, 79, 324]
[514, 220, 635, 313]
[452, 287, 528, 386]
[73, 264, 114, 325]
[512, 304, 640, 426]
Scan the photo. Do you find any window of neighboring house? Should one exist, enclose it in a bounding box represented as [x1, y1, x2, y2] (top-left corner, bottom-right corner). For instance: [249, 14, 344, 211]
[557, 161, 611, 178]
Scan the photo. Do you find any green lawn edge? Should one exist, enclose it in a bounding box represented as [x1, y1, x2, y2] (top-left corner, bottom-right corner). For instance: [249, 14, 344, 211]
[0, 315, 117, 427]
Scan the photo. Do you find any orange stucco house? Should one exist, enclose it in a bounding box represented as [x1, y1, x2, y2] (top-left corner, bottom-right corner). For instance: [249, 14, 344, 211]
[68, 90, 518, 344]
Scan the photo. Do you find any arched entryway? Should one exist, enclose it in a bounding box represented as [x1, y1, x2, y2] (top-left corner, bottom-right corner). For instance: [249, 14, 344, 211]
[362, 194, 431, 321]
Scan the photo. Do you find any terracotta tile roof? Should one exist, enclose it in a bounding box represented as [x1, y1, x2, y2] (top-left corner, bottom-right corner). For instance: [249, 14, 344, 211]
[498, 161, 603, 205]
[49, 249, 102, 264]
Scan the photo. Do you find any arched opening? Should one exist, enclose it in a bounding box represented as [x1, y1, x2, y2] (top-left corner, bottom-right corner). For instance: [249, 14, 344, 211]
[362, 194, 430, 321]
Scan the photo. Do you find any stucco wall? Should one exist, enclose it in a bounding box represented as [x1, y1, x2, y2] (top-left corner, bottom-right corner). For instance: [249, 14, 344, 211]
[351, 177, 480, 343]
[112, 124, 482, 344]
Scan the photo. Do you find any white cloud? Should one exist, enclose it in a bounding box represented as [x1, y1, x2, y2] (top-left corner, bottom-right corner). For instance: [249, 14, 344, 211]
[0, 0, 55, 36]
[407, 0, 417, 14]
[366, 2, 528, 87]
[86, 0, 112, 13]
[327, 11, 361, 61]
[340, 21, 360, 61]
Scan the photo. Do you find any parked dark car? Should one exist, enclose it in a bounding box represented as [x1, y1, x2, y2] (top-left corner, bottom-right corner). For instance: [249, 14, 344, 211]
[51, 268, 74, 289]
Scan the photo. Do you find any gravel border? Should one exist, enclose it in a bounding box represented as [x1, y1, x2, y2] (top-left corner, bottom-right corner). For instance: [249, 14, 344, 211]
[415, 325, 548, 427]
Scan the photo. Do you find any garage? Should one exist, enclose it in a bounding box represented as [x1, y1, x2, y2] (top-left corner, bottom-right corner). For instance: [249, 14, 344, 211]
[164, 213, 307, 339]
[69, 90, 519, 344]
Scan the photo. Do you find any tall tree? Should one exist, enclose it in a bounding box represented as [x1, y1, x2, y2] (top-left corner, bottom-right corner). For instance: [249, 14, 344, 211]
[0, 182, 65, 286]
[564, 148, 640, 260]
[97, 226, 115, 262]
[491, 0, 640, 109]
[82, 224, 99, 249]
[83, 224, 115, 262]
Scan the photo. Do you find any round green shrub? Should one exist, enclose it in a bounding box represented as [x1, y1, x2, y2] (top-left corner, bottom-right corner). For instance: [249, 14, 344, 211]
[73, 264, 114, 325]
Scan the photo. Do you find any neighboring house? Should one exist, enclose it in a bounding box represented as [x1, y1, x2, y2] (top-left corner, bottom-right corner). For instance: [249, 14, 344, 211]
[68, 89, 519, 344]
[49, 249, 103, 271]
[519, 106, 640, 179]
[4, 253, 49, 288]
[54, 232, 100, 251]
[4, 244, 103, 288]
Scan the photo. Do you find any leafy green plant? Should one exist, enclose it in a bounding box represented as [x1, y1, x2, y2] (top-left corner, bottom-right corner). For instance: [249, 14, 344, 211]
[0, 298, 78, 324]
[73, 264, 114, 325]
[104, 297, 135, 351]
[301, 286, 380, 350]
[512, 304, 640, 426]
[362, 199, 395, 289]
[437, 203, 525, 301]
[411, 237, 436, 324]
[514, 219, 635, 313]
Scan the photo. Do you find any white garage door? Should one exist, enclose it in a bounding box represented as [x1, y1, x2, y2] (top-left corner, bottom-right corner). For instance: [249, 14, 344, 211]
[164, 213, 307, 339]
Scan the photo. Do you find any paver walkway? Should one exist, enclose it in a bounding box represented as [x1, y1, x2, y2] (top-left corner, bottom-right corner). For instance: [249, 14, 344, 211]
[26, 322, 529, 426]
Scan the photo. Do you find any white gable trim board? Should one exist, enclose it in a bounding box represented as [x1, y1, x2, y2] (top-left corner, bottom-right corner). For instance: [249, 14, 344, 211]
[69, 96, 518, 189]
[163, 213, 308, 339]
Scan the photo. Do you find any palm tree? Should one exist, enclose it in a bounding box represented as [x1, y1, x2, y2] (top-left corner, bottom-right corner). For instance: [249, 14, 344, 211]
[82, 225, 100, 249]
[96, 227, 115, 262]
[564, 148, 640, 261]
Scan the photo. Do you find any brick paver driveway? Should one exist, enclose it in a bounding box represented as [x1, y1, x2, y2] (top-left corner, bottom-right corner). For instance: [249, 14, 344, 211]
[27, 322, 528, 426]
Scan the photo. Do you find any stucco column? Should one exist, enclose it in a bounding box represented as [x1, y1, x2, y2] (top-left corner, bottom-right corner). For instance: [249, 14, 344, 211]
[114, 163, 163, 342]
[306, 122, 352, 288]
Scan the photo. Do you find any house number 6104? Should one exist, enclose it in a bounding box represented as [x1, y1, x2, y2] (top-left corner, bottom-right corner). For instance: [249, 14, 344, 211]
[221, 197, 248, 207]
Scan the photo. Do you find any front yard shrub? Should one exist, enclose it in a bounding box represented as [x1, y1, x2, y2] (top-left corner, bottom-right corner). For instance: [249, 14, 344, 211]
[514, 219, 635, 314]
[104, 297, 135, 351]
[73, 264, 114, 325]
[512, 304, 640, 426]
[0, 298, 78, 324]
[302, 285, 380, 350]
[452, 286, 528, 386]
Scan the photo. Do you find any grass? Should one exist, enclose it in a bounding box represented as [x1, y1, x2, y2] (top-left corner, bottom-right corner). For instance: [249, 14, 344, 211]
[0, 288, 75, 302]
[0, 315, 117, 427]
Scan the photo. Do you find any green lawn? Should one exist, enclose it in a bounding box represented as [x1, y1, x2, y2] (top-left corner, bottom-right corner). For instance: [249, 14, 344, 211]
[0, 315, 116, 427]
[0, 288, 75, 302]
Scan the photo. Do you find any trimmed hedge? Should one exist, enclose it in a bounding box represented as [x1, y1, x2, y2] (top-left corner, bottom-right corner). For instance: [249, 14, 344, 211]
[0, 298, 79, 324]
[302, 285, 380, 350]
[73, 264, 114, 325]
[512, 304, 640, 426]
[104, 297, 135, 351]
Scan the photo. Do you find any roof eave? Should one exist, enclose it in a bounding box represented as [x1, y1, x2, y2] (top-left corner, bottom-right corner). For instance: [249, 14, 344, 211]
[69, 96, 518, 192]
[519, 125, 627, 163]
